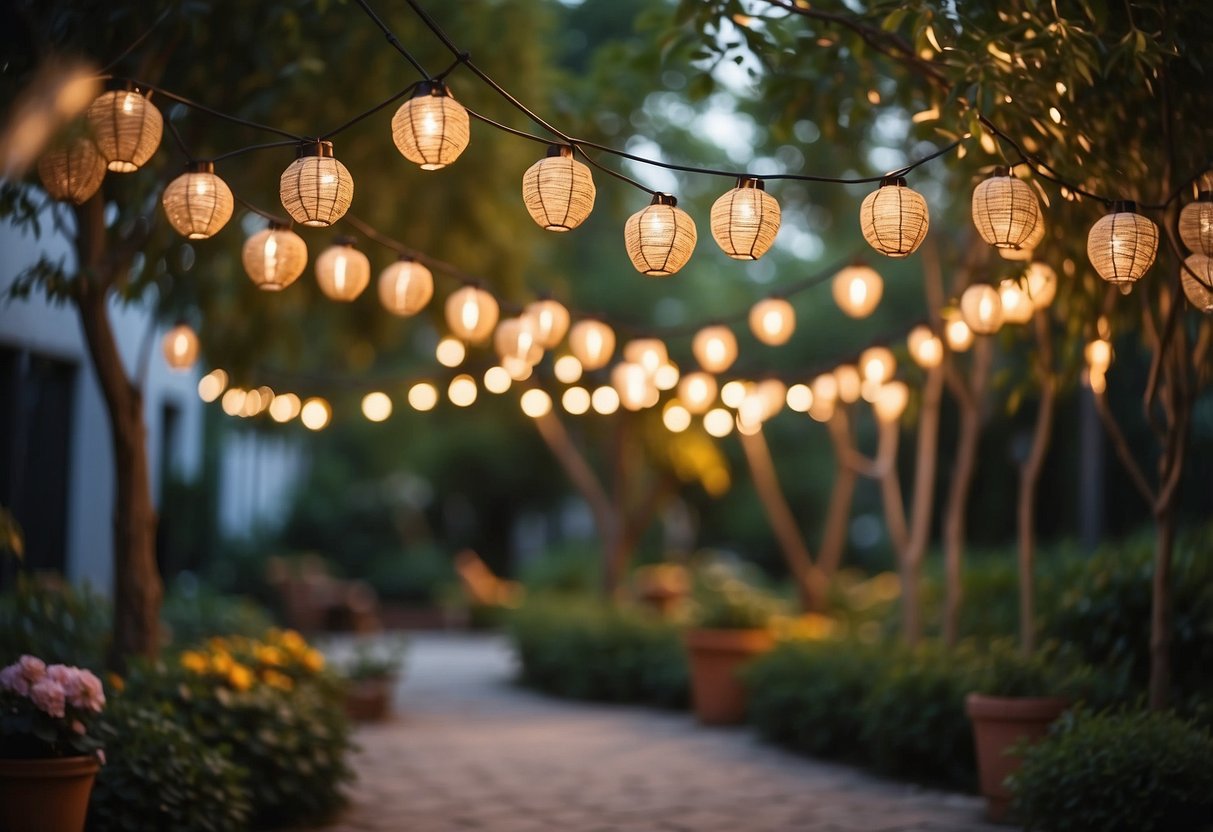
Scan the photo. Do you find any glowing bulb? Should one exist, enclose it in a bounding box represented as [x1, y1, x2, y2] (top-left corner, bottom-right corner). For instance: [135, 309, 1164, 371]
[786, 383, 813, 413]
[945, 315, 974, 352]
[703, 408, 735, 438]
[448, 374, 477, 407]
[692, 325, 738, 373]
[678, 372, 717, 414]
[408, 382, 438, 411]
[721, 380, 748, 408]
[749, 297, 795, 346]
[1085, 339, 1112, 373]
[623, 339, 667, 377]
[873, 381, 910, 422]
[1023, 262, 1057, 309]
[999, 278, 1035, 324]
[361, 392, 393, 422]
[569, 320, 616, 370]
[832, 264, 884, 318]
[300, 398, 331, 430]
[654, 362, 680, 391]
[436, 337, 466, 368]
[197, 369, 228, 403]
[269, 392, 301, 423]
[811, 373, 838, 405]
[835, 365, 861, 403]
[562, 386, 591, 415]
[221, 388, 245, 416]
[960, 284, 1004, 334]
[859, 346, 896, 384]
[663, 402, 692, 433]
[554, 355, 583, 384]
[907, 325, 943, 368]
[484, 366, 512, 394]
[591, 385, 620, 415]
[520, 388, 552, 418]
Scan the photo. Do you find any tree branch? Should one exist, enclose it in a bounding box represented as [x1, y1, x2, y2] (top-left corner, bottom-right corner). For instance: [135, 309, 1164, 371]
[1092, 391, 1157, 506]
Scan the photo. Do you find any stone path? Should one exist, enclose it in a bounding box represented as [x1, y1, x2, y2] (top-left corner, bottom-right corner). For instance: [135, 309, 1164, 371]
[322, 634, 1001, 832]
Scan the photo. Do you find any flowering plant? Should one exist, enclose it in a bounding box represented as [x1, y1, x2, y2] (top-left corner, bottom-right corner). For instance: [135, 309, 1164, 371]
[0, 655, 105, 760]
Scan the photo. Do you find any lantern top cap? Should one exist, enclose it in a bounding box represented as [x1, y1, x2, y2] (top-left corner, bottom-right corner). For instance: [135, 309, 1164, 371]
[110, 80, 151, 97]
[416, 80, 452, 98]
[267, 219, 291, 231]
[297, 140, 334, 159]
[991, 165, 1013, 178]
[546, 144, 575, 159]
[735, 176, 765, 190]
[186, 160, 215, 174]
[395, 253, 417, 262]
[650, 192, 678, 207]
[1109, 199, 1140, 214]
[879, 175, 908, 188]
[332, 234, 358, 247]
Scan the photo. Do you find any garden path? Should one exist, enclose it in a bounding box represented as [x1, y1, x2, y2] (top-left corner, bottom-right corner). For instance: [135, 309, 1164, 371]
[321, 633, 1002, 832]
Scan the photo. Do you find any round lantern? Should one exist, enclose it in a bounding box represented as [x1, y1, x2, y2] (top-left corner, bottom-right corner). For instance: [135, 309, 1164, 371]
[37, 135, 105, 204]
[378, 257, 433, 316]
[832, 263, 884, 318]
[944, 313, 974, 353]
[1179, 176, 1213, 257]
[859, 176, 929, 257]
[162, 161, 234, 239]
[86, 88, 162, 172]
[391, 82, 470, 170]
[623, 339, 668, 377]
[495, 316, 544, 366]
[960, 284, 1004, 335]
[998, 278, 1035, 324]
[835, 365, 861, 404]
[522, 145, 595, 231]
[1086, 201, 1158, 288]
[710, 176, 781, 260]
[162, 323, 199, 371]
[999, 215, 1046, 262]
[1023, 261, 1057, 309]
[1182, 255, 1213, 313]
[525, 299, 570, 349]
[873, 381, 910, 423]
[859, 346, 896, 384]
[279, 141, 353, 227]
[907, 325, 943, 369]
[749, 297, 795, 346]
[971, 167, 1041, 249]
[624, 193, 697, 276]
[568, 319, 615, 370]
[243, 224, 308, 291]
[445, 285, 499, 344]
[315, 237, 370, 301]
[612, 362, 658, 411]
[692, 325, 738, 373]
[678, 372, 717, 415]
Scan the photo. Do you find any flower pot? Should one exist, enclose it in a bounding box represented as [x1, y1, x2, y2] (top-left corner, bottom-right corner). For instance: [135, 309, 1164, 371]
[965, 693, 1068, 823]
[345, 675, 396, 721]
[0, 755, 100, 832]
[684, 628, 773, 725]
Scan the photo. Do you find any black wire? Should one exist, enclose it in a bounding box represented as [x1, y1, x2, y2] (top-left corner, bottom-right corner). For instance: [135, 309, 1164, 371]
[115, 77, 307, 141]
[320, 82, 421, 139]
[233, 192, 292, 226]
[99, 7, 174, 74]
[209, 139, 301, 163]
[164, 116, 193, 161]
[352, 0, 433, 81]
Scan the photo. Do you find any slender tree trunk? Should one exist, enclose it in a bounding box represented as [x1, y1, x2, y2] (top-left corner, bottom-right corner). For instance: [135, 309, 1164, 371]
[901, 364, 943, 644]
[820, 410, 858, 577]
[1149, 501, 1176, 709]
[874, 422, 907, 554]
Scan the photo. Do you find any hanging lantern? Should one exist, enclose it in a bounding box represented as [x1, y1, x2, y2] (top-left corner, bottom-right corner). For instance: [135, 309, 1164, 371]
[495, 316, 544, 366]
[1023, 261, 1057, 309]
[873, 381, 910, 423]
[378, 257, 433, 316]
[1086, 201, 1158, 290]
[756, 379, 787, 419]
[859, 346, 896, 384]
[749, 297, 795, 346]
[162, 161, 234, 240]
[568, 319, 615, 370]
[1178, 174, 1213, 257]
[553, 355, 582, 384]
[999, 216, 1046, 262]
[612, 362, 657, 411]
[524, 299, 570, 349]
[654, 361, 680, 391]
[692, 325, 738, 373]
[678, 372, 717, 415]
[522, 145, 595, 231]
[710, 176, 781, 260]
[859, 176, 929, 258]
[835, 365, 861, 403]
[944, 312, 974, 352]
[998, 278, 1035, 324]
[162, 323, 199, 371]
[279, 141, 354, 227]
[624, 193, 697, 276]
[243, 224, 308, 291]
[623, 339, 667, 377]
[86, 88, 162, 173]
[786, 383, 813, 413]
[502, 356, 534, 381]
[960, 284, 1004, 335]
[391, 81, 470, 170]
[445, 285, 499, 344]
[1182, 255, 1213, 313]
[907, 325, 943, 369]
[37, 135, 105, 204]
[315, 237, 370, 301]
[811, 374, 838, 407]
[971, 167, 1041, 249]
[832, 263, 884, 318]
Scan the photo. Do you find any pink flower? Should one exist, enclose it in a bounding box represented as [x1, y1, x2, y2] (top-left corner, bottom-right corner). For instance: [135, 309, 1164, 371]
[48, 665, 83, 701]
[71, 719, 86, 735]
[29, 677, 66, 718]
[0, 663, 28, 696]
[18, 655, 46, 684]
[96, 750, 106, 766]
[72, 670, 105, 713]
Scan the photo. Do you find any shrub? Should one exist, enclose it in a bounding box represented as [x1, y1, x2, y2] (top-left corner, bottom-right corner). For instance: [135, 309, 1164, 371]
[363, 545, 455, 603]
[691, 562, 788, 629]
[1013, 709, 1213, 832]
[0, 575, 109, 670]
[160, 577, 275, 647]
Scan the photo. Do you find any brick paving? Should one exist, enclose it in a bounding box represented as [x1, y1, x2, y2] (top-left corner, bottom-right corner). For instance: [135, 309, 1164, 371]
[321, 634, 1001, 832]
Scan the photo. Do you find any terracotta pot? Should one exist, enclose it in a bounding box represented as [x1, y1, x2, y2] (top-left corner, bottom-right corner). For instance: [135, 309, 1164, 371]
[965, 693, 1069, 823]
[684, 628, 774, 725]
[345, 675, 396, 721]
[0, 754, 99, 832]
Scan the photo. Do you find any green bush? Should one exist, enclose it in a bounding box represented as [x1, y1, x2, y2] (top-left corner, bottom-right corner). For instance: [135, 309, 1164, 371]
[160, 577, 275, 647]
[0, 575, 109, 669]
[691, 562, 788, 629]
[511, 601, 688, 708]
[88, 697, 250, 832]
[1013, 709, 1213, 832]
[517, 544, 602, 596]
[363, 545, 455, 603]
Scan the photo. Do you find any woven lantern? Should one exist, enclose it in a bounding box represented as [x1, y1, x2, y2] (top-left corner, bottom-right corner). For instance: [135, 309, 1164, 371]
[1023, 261, 1057, 309]
[162, 162, 234, 240]
[710, 177, 781, 260]
[998, 278, 1035, 324]
[522, 145, 595, 231]
[960, 284, 1004, 335]
[279, 141, 353, 227]
[749, 297, 795, 346]
[859, 176, 929, 257]
[37, 135, 105, 204]
[907, 325, 943, 369]
[162, 323, 199, 371]
[525, 299, 570, 349]
[971, 167, 1041, 249]
[445, 285, 499, 344]
[1179, 174, 1213, 257]
[243, 224, 308, 291]
[692, 325, 738, 373]
[831, 263, 883, 318]
[873, 381, 909, 423]
[315, 237, 370, 301]
[859, 346, 896, 384]
[944, 312, 974, 352]
[1182, 255, 1213, 313]
[568, 319, 615, 370]
[1086, 201, 1158, 289]
[378, 258, 433, 316]
[495, 316, 544, 366]
[391, 82, 470, 170]
[999, 215, 1046, 262]
[86, 88, 162, 173]
[623, 339, 667, 377]
[624, 193, 697, 276]
[678, 372, 717, 415]
[613, 362, 658, 411]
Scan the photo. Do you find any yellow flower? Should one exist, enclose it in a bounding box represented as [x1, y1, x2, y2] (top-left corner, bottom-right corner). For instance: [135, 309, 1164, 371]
[255, 645, 284, 667]
[262, 669, 294, 692]
[181, 651, 209, 674]
[227, 664, 254, 691]
[210, 651, 233, 675]
[208, 636, 229, 652]
[107, 673, 125, 692]
[278, 630, 307, 654]
[301, 649, 325, 673]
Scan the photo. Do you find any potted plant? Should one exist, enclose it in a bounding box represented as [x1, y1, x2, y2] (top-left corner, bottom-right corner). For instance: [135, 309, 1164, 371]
[339, 637, 406, 721]
[0, 655, 106, 832]
[684, 565, 786, 725]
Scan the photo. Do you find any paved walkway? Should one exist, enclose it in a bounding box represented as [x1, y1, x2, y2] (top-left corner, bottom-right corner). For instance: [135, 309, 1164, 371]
[323, 634, 1001, 832]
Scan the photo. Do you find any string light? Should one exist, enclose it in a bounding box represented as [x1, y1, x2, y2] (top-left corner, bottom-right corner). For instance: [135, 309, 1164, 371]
[162, 161, 233, 239]
[243, 224, 308, 291]
[960, 284, 1004, 334]
[568, 319, 615, 371]
[520, 388, 552, 418]
[1182, 255, 1213, 312]
[361, 391, 393, 422]
[279, 141, 353, 227]
[591, 385, 620, 415]
[720, 380, 748, 408]
[786, 383, 813, 413]
[907, 325, 943, 368]
[1179, 173, 1213, 257]
[971, 167, 1041, 249]
[749, 297, 795, 346]
[703, 407, 734, 438]
[873, 381, 910, 422]
[624, 193, 697, 276]
[221, 388, 245, 416]
[808, 395, 835, 423]
[502, 356, 534, 381]
[37, 135, 105, 204]
[859, 346, 896, 384]
[197, 369, 228, 402]
[495, 316, 544, 366]
[86, 88, 162, 173]
[562, 386, 591, 415]
[484, 366, 512, 393]
[710, 177, 780, 260]
[859, 176, 929, 258]
[524, 299, 571, 349]
[553, 355, 583, 384]
[435, 336, 466, 367]
[445, 285, 500, 344]
[944, 312, 975, 352]
[678, 372, 717, 414]
[1085, 338, 1112, 374]
[162, 323, 199, 371]
[692, 325, 738, 373]
[522, 145, 595, 231]
[315, 237, 371, 301]
[811, 373, 838, 407]
[613, 362, 657, 411]
[831, 263, 884, 318]
[269, 392, 301, 422]
[835, 364, 861, 403]
[300, 398, 332, 430]
[1023, 261, 1057, 308]
[756, 379, 786, 419]
[238, 388, 264, 418]
[408, 382, 439, 411]
[998, 278, 1035, 324]
[378, 258, 434, 316]
[391, 81, 470, 170]
[448, 374, 478, 407]
[662, 401, 692, 433]
[1086, 201, 1158, 291]
[623, 339, 668, 377]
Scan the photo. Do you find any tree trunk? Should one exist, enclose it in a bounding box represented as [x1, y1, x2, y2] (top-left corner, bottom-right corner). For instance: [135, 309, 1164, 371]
[1149, 501, 1176, 710]
[820, 410, 858, 577]
[901, 364, 943, 645]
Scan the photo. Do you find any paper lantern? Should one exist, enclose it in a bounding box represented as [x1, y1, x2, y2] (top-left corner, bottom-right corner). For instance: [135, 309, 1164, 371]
[391, 82, 470, 170]
[710, 176, 781, 260]
[279, 141, 353, 227]
[315, 237, 370, 301]
[163, 323, 199, 371]
[859, 346, 896, 384]
[445, 285, 499, 344]
[944, 313, 974, 353]
[568, 319, 615, 370]
[859, 176, 929, 257]
[999, 216, 1046, 262]
[835, 365, 861, 403]
[1023, 261, 1057, 309]
[525, 299, 570, 349]
[613, 362, 658, 411]
[1086, 201, 1158, 289]
[162, 161, 233, 240]
[678, 372, 717, 415]
[907, 325, 943, 369]
[971, 167, 1041, 249]
[378, 258, 433, 316]
[749, 298, 795, 346]
[624, 193, 697, 276]
[1182, 255, 1213, 313]
[692, 325, 738, 373]
[623, 339, 667, 377]
[1179, 176, 1213, 256]
[495, 316, 544, 366]
[522, 145, 595, 231]
[832, 263, 884, 318]
[873, 381, 910, 423]
[998, 278, 1035, 324]
[960, 284, 1004, 335]
[37, 135, 105, 204]
[243, 224, 308, 292]
[86, 88, 162, 172]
